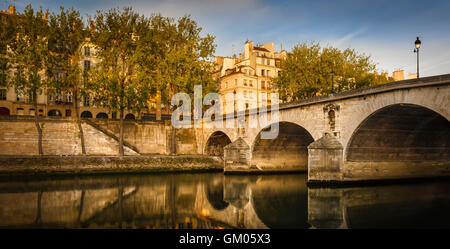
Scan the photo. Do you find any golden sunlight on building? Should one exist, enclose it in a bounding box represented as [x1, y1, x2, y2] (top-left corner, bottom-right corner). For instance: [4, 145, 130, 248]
[213, 41, 287, 114]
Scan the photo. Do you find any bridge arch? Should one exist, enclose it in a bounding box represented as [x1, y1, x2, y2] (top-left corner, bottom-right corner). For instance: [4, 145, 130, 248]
[0, 107, 10, 116]
[205, 131, 232, 156]
[251, 121, 314, 171]
[96, 112, 108, 119]
[125, 113, 135, 120]
[80, 111, 92, 119]
[346, 103, 450, 165]
[48, 109, 62, 117]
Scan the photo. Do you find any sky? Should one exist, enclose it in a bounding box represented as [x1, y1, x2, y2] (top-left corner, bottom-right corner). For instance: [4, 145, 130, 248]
[5, 0, 450, 77]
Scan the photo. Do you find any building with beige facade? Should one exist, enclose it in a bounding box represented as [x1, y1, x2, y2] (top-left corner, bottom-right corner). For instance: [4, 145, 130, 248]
[213, 41, 287, 114]
[0, 5, 170, 120]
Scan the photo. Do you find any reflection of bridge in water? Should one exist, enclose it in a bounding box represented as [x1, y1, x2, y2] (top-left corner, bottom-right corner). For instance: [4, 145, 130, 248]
[0, 173, 449, 228]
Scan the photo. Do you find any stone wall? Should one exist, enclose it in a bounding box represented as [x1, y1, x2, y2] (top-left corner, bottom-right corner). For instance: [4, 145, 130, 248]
[93, 120, 169, 154]
[0, 118, 136, 156]
[92, 120, 199, 155]
[0, 118, 202, 156]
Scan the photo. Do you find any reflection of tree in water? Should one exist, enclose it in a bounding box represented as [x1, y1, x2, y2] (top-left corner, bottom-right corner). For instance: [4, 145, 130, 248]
[0, 173, 309, 229]
[4, 173, 450, 229]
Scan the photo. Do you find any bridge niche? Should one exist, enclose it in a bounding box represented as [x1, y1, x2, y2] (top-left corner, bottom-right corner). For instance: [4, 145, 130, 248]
[346, 104, 450, 179]
[205, 131, 232, 156]
[252, 122, 314, 171]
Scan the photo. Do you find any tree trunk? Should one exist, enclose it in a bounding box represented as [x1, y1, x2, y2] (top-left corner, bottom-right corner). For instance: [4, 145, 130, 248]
[33, 89, 43, 156]
[74, 91, 86, 155]
[171, 126, 177, 155]
[156, 89, 161, 121]
[119, 107, 124, 156]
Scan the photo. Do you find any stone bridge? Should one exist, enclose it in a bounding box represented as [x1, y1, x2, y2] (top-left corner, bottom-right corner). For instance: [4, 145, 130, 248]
[201, 74, 450, 183]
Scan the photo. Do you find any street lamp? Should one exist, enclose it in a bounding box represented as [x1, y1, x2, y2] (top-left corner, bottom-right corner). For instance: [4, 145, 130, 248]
[414, 37, 421, 78]
[330, 71, 335, 94]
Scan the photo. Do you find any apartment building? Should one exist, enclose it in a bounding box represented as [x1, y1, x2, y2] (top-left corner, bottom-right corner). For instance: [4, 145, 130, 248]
[0, 6, 170, 120]
[214, 41, 287, 114]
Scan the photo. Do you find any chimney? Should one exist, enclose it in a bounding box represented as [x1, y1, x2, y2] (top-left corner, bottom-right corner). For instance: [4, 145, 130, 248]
[8, 5, 16, 15]
[43, 9, 49, 21]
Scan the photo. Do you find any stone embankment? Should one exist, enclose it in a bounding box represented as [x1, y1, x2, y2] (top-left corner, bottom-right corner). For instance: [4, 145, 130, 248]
[0, 155, 223, 176]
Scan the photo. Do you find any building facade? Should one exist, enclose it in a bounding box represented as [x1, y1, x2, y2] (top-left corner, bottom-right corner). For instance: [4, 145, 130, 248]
[0, 6, 171, 120]
[214, 41, 287, 114]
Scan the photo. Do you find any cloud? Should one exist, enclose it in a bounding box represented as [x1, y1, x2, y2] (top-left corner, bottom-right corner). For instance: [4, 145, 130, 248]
[332, 27, 368, 47]
[14, 0, 450, 76]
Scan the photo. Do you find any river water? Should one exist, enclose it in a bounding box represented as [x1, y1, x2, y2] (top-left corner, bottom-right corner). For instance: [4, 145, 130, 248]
[0, 173, 449, 229]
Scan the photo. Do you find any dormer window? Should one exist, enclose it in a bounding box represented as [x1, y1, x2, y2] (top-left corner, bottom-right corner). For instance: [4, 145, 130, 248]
[84, 46, 91, 56]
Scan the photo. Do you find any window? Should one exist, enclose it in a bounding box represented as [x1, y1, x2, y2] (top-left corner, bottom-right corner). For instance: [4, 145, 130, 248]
[84, 46, 91, 56]
[55, 93, 63, 103]
[65, 109, 72, 117]
[244, 91, 247, 97]
[83, 96, 90, 107]
[267, 59, 270, 65]
[261, 69, 265, 76]
[28, 94, 34, 104]
[261, 81, 265, 89]
[249, 80, 253, 87]
[267, 70, 270, 77]
[65, 93, 72, 103]
[56, 72, 64, 80]
[84, 60, 91, 71]
[244, 79, 247, 86]
[0, 89, 6, 100]
[249, 91, 253, 98]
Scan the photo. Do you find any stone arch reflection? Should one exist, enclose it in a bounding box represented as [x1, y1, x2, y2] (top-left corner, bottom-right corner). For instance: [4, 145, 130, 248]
[250, 174, 309, 229]
[205, 176, 229, 211]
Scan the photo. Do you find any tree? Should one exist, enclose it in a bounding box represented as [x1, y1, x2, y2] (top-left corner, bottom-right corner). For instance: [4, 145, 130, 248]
[272, 42, 390, 102]
[0, 11, 16, 88]
[87, 7, 148, 156]
[48, 7, 88, 155]
[135, 14, 216, 119]
[134, 14, 216, 154]
[9, 5, 49, 155]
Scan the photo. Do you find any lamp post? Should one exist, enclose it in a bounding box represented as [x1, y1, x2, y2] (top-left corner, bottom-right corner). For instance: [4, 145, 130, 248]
[414, 37, 421, 78]
[330, 71, 335, 94]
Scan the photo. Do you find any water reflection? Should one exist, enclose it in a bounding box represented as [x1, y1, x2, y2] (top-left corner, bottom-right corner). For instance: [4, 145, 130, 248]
[0, 173, 449, 228]
[308, 182, 450, 229]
